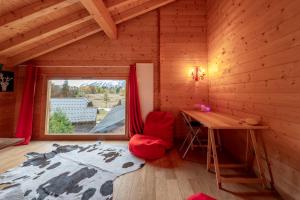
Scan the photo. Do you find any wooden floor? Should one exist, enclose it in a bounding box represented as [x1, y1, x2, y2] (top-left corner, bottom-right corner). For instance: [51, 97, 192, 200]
[0, 141, 282, 200]
[0, 138, 24, 150]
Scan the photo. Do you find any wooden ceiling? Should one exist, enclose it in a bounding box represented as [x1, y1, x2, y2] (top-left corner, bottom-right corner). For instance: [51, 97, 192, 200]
[0, 0, 176, 66]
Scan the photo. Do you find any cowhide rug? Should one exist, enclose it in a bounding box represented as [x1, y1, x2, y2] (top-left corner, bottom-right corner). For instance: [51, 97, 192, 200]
[0, 142, 144, 200]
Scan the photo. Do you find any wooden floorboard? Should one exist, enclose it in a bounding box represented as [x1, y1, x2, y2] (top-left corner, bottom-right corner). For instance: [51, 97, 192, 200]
[0, 138, 24, 150]
[0, 141, 282, 200]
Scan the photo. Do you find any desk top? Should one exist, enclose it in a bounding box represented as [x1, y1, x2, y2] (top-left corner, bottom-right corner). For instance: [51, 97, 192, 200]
[182, 110, 268, 130]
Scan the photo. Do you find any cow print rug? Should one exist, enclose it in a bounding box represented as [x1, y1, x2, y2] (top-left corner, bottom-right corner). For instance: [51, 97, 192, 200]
[0, 142, 144, 200]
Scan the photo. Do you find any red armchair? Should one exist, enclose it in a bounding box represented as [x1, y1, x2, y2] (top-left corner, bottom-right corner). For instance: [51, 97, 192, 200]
[129, 111, 175, 160]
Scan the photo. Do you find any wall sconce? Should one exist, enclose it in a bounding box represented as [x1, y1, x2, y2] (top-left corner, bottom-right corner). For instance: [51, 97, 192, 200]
[192, 66, 206, 81]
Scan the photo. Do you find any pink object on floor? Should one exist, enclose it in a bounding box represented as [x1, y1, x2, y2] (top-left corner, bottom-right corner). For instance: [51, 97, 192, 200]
[187, 193, 216, 200]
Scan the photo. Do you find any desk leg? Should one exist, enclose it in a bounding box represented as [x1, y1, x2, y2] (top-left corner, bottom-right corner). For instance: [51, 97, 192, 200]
[245, 130, 250, 171]
[207, 129, 212, 171]
[210, 129, 222, 189]
[250, 130, 267, 188]
[216, 129, 222, 152]
[259, 133, 274, 189]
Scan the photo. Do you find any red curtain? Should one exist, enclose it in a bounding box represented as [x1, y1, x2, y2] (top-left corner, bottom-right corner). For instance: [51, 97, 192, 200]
[15, 65, 38, 145]
[129, 64, 144, 137]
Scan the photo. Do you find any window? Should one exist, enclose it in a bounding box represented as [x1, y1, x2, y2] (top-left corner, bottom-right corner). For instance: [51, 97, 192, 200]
[46, 79, 127, 135]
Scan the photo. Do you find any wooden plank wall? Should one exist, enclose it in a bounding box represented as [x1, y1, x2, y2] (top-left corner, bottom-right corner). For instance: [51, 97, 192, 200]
[34, 11, 161, 109]
[160, 0, 208, 138]
[3, 0, 209, 139]
[0, 59, 16, 138]
[207, 0, 300, 199]
[12, 11, 162, 139]
[29, 0, 209, 139]
[0, 91, 16, 138]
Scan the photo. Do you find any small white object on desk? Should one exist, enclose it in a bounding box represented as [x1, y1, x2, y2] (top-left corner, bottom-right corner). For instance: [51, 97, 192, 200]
[239, 117, 262, 126]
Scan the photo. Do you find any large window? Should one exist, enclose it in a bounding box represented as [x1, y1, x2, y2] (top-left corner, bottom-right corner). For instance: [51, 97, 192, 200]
[46, 79, 126, 135]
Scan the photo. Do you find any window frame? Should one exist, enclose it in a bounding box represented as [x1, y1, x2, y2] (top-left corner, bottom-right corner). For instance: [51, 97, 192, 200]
[41, 75, 129, 140]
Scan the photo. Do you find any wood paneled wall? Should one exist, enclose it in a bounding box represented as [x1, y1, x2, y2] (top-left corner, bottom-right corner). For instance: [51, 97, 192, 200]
[0, 0, 209, 138]
[31, 0, 209, 139]
[2, 0, 300, 198]
[0, 61, 16, 138]
[34, 11, 161, 109]
[160, 0, 208, 138]
[34, 12, 159, 66]
[11, 0, 209, 139]
[207, 0, 300, 199]
[0, 90, 15, 138]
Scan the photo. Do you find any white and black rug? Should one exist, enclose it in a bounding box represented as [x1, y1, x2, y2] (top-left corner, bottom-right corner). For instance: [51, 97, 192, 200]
[0, 142, 144, 200]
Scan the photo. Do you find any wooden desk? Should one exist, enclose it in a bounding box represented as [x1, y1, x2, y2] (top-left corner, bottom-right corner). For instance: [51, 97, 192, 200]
[0, 138, 24, 150]
[182, 110, 273, 189]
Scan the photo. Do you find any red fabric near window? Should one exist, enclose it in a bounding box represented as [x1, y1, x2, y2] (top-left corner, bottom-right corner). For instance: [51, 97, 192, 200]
[15, 65, 37, 145]
[129, 64, 143, 137]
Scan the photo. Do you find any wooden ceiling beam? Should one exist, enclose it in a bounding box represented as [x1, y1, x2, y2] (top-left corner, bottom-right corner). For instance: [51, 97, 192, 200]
[106, 0, 137, 11]
[9, 22, 101, 66]
[80, 0, 117, 39]
[9, 0, 176, 65]
[0, 10, 92, 56]
[114, 0, 176, 24]
[0, 0, 79, 28]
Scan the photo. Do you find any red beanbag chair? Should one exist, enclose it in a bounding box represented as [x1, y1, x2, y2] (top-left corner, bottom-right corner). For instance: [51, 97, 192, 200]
[129, 134, 167, 160]
[143, 112, 175, 149]
[187, 193, 216, 200]
[129, 112, 175, 160]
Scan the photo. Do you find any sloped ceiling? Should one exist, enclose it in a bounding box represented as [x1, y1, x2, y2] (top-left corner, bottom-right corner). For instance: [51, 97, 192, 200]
[0, 0, 176, 66]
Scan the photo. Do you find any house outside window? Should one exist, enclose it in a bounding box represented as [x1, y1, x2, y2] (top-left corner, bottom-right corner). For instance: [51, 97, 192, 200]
[46, 79, 127, 135]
